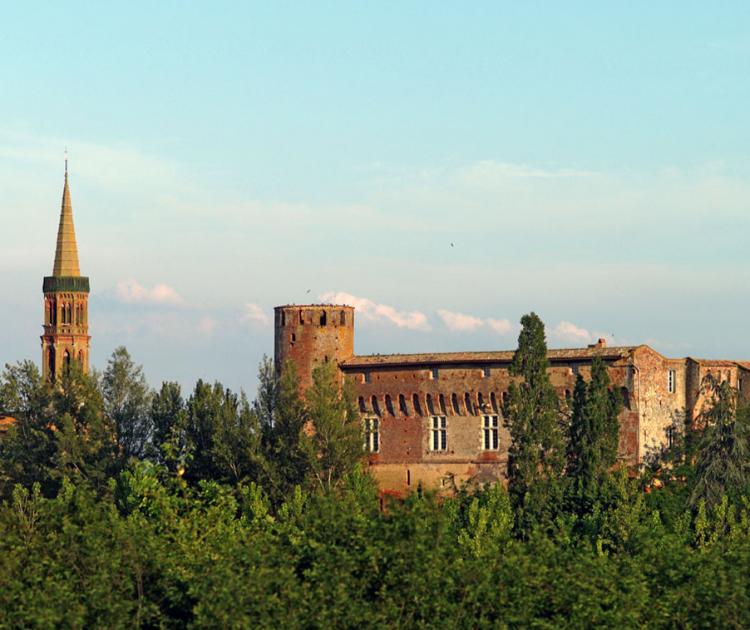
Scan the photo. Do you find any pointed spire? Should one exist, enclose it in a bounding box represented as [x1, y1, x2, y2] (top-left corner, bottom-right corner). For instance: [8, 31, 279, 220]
[52, 151, 81, 277]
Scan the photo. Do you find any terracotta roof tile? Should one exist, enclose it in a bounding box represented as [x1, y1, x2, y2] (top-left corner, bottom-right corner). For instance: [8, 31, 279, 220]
[341, 346, 637, 369]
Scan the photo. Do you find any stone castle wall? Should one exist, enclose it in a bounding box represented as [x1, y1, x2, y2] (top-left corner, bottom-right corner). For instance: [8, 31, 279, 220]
[274, 303, 750, 495]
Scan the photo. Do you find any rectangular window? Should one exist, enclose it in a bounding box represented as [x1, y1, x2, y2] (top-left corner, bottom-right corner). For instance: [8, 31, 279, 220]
[431, 416, 447, 451]
[483, 366, 491, 378]
[483, 415, 499, 450]
[668, 369, 676, 394]
[430, 367, 439, 380]
[363, 417, 379, 453]
[363, 371, 371, 384]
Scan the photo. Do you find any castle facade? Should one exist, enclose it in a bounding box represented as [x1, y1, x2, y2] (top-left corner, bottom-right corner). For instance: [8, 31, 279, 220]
[275, 304, 750, 495]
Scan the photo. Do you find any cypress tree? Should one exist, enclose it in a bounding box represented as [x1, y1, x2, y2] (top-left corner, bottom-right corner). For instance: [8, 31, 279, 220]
[690, 377, 750, 509]
[566, 357, 622, 512]
[503, 312, 565, 529]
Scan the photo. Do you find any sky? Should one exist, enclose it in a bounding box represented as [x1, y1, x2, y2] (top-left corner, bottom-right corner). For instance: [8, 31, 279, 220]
[2, 2, 749, 394]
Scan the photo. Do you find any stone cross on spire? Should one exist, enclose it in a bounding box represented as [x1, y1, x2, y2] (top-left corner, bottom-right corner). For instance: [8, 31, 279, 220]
[52, 150, 81, 277]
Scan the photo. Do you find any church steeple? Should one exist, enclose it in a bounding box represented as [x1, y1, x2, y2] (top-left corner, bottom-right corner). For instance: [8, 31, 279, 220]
[52, 153, 81, 277]
[41, 155, 91, 382]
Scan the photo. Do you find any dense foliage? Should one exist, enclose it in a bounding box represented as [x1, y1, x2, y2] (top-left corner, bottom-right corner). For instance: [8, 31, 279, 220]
[1, 328, 750, 628]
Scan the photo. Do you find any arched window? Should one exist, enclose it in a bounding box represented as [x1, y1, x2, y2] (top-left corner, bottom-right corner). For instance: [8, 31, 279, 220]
[490, 392, 498, 413]
[63, 350, 71, 375]
[452, 393, 461, 415]
[78, 350, 84, 365]
[464, 392, 473, 415]
[66, 304, 72, 324]
[478, 392, 485, 410]
[385, 394, 395, 416]
[340, 310, 346, 326]
[439, 393, 447, 414]
[399, 394, 408, 415]
[281, 311, 286, 326]
[426, 394, 435, 415]
[47, 347, 55, 380]
[412, 394, 423, 417]
[320, 311, 327, 326]
[358, 396, 366, 413]
[371, 395, 381, 416]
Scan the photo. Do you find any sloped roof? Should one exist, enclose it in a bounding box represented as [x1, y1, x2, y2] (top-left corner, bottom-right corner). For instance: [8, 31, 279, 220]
[52, 163, 81, 277]
[341, 346, 638, 369]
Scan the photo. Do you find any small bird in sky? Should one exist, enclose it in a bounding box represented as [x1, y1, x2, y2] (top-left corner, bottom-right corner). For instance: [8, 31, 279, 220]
[450, 242, 454, 247]
[306, 289, 311, 294]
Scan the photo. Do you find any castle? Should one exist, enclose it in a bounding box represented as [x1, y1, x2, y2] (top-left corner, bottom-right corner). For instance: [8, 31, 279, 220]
[275, 304, 750, 495]
[9, 168, 749, 495]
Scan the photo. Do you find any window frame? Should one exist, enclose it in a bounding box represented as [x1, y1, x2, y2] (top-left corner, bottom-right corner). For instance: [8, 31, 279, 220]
[482, 414, 499, 450]
[667, 369, 676, 394]
[363, 416, 380, 453]
[430, 415, 447, 451]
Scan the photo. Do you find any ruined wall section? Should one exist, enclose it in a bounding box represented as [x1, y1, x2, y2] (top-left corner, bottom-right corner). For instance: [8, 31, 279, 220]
[274, 305, 354, 391]
[632, 346, 688, 463]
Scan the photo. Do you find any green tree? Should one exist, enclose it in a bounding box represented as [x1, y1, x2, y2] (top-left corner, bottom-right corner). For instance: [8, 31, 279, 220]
[150, 381, 188, 472]
[304, 362, 363, 493]
[0, 361, 55, 496]
[259, 361, 310, 503]
[503, 312, 565, 529]
[690, 376, 750, 509]
[183, 380, 262, 485]
[51, 364, 120, 492]
[566, 357, 622, 511]
[102, 347, 154, 461]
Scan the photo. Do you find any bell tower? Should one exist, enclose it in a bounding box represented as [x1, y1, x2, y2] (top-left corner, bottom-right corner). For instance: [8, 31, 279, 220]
[41, 156, 90, 381]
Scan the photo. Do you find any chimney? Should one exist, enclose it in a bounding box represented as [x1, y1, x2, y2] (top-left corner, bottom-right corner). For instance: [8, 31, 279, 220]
[588, 338, 607, 349]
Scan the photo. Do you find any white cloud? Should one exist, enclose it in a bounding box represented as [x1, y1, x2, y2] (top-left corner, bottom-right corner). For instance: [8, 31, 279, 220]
[116, 278, 183, 305]
[552, 321, 593, 344]
[437, 309, 484, 332]
[551, 321, 615, 346]
[458, 160, 596, 187]
[487, 318, 513, 335]
[197, 316, 217, 335]
[0, 129, 179, 190]
[319, 291, 431, 331]
[239, 303, 271, 327]
[437, 309, 514, 335]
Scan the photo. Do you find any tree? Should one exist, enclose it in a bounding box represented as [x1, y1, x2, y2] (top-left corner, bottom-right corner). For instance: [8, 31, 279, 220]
[150, 381, 188, 471]
[503, 312, 565, 529]
[303, 362, 362, 493]
[690, 377, 750, 509]
[102, 347, 154, 460]
[566, 357, 622, 512]
[51, 363, 120, 493]
[0, 361, 55, 496]
[259, 361, 310, 503]
[182, 380, 262, 485]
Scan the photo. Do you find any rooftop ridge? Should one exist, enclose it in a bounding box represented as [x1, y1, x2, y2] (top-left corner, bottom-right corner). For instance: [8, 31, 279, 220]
[342, 345, 639, 367]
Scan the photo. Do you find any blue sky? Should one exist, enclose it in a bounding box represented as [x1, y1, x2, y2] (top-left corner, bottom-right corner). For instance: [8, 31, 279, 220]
[2, 2, 749, 393]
